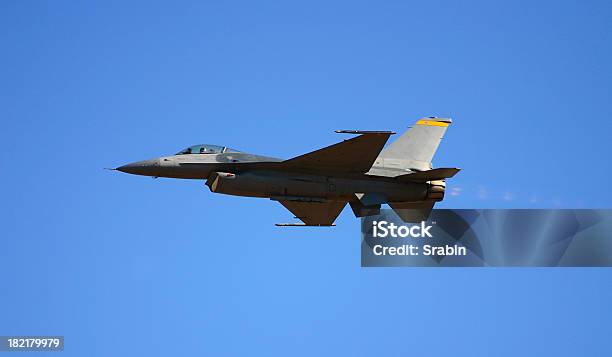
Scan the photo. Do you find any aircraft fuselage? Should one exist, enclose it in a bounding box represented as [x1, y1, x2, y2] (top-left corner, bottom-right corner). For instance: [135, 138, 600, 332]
[117, 152, 429, 203]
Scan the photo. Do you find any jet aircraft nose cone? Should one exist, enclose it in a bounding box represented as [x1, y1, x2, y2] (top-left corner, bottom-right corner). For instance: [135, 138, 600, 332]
[117, 159, 160, 176]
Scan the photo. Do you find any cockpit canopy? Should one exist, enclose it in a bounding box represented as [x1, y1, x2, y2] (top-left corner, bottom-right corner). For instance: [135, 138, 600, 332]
[176, 144, 241, 155]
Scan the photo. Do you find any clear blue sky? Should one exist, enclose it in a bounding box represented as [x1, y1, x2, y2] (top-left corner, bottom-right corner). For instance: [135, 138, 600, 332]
[1, 0, 611, 355]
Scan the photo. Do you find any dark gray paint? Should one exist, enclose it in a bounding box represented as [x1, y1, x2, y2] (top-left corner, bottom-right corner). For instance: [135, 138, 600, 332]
[115, 118, 459, 225]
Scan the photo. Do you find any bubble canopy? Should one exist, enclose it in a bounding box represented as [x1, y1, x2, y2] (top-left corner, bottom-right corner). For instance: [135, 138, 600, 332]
[176, 144, 241, 155]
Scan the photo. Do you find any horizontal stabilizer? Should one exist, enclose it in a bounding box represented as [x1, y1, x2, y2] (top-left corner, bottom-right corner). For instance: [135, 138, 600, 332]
[396, 168, 460, 182]
[389, 202, 435, 222]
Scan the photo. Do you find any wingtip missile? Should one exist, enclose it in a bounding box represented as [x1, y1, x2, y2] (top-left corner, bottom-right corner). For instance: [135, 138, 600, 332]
[335, 130, 396, 135]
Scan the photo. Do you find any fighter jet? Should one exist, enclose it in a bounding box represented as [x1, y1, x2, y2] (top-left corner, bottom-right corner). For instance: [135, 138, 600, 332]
[114, 117, 460, 226]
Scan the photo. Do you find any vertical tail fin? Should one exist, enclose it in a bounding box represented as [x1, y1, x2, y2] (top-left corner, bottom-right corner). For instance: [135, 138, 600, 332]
[376, 117, 451, 171]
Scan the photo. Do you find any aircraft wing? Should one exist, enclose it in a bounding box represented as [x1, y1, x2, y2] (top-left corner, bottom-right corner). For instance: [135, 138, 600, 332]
[277, 200, 347, 226]
[280, 132, 393, 174]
